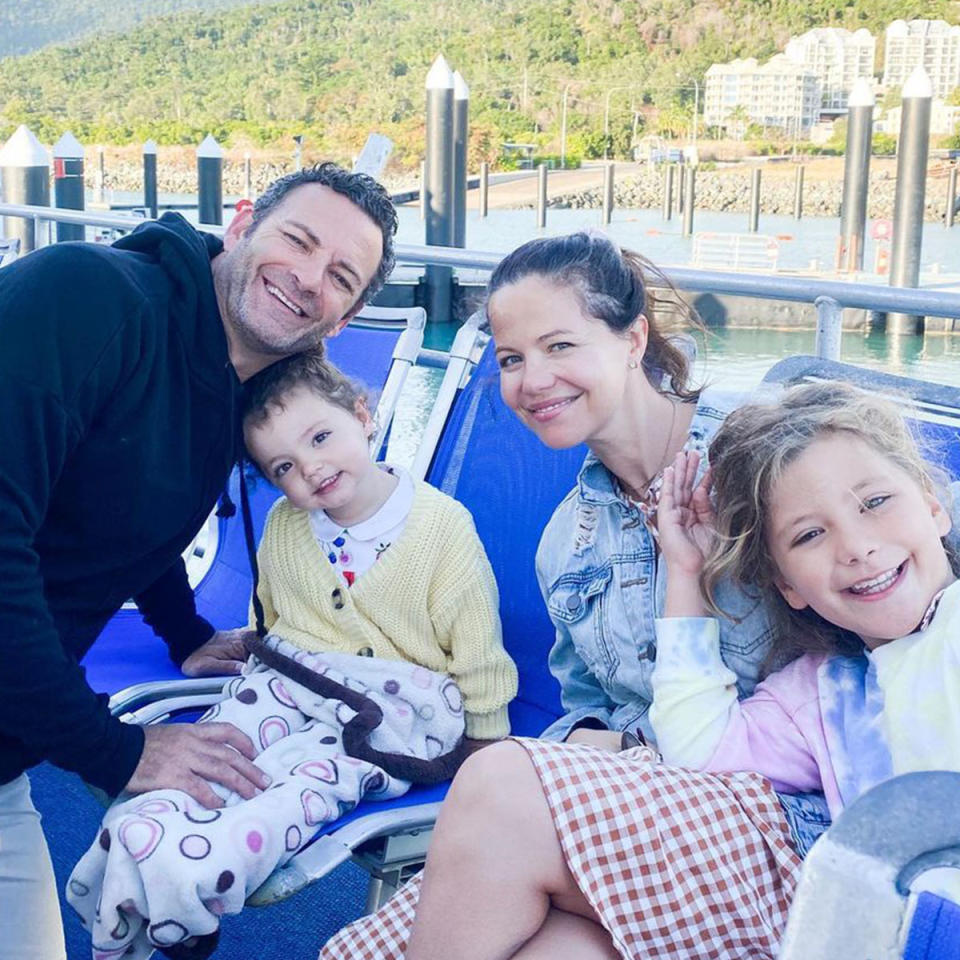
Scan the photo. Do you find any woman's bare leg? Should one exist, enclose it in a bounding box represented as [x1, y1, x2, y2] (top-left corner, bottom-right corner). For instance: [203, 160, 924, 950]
[405, 741, 606, 960]
[512, 909, 620, 960]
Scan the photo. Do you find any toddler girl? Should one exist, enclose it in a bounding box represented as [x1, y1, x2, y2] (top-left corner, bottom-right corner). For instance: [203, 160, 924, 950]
[69, 351, 517, 960]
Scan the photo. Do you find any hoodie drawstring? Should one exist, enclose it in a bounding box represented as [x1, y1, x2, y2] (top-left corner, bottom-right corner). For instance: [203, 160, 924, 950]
[239, 453, 268, 639]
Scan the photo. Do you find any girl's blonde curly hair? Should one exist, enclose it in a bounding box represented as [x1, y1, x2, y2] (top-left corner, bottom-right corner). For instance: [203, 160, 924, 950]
[702, 380, 956, 670]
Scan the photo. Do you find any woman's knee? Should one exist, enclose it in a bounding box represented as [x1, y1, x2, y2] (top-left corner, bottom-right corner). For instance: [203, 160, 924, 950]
[446, 740, 539, 810]
[423, 743, 586, 902]
[431, 740, 548, 854]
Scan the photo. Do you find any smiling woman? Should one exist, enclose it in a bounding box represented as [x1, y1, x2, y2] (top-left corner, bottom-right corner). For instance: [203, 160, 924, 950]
[320, 232, 797, 960]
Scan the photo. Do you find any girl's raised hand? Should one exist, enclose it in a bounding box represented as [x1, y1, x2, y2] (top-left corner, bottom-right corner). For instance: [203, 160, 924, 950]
[658, 450, 716, 576]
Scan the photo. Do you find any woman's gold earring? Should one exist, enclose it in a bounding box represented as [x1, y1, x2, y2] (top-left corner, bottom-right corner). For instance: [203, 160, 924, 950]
[628, 359, 639, 370]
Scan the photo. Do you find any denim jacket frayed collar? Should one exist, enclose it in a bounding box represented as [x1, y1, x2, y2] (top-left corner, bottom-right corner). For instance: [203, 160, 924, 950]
[536, 387, 776, 742]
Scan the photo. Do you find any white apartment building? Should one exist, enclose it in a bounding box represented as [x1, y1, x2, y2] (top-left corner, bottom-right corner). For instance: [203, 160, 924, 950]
[704, 56, 821, 135]
[784, 27, 876, 113]
[875, 97, 960, 135]
[883, 19, 960, 99]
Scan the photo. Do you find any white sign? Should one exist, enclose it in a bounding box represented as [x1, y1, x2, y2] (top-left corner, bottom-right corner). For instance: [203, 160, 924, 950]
[352, 134, 393, 179]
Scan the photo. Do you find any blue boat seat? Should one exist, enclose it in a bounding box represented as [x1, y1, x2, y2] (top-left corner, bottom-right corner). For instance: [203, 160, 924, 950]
[82, 306, 426, 698]
[242, 331, 586, 909]
[96, 325, 584, 913]
[83, 309, 497, 908]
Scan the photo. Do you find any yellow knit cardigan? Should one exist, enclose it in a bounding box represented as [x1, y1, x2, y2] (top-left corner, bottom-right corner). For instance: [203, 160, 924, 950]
[251, 480, 517, 739]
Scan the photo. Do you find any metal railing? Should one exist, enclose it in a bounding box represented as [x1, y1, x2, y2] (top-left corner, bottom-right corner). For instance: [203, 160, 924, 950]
[3, 201, 960, 364]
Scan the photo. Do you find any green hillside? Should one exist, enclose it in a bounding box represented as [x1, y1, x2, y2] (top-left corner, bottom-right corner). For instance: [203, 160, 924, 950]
[0, 0, 283, 58]
[0, 0, 956, 168]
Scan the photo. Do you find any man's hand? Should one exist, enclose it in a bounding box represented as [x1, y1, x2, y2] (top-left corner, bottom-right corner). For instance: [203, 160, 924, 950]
[125, 724, 271, 809]
[181, 627, 254, 677]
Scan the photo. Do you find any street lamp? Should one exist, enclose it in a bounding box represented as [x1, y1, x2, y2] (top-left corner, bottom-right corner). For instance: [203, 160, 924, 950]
[690, 79, 700, 146]
[603, 84, 646, 159]
[560, 81, 573, 169]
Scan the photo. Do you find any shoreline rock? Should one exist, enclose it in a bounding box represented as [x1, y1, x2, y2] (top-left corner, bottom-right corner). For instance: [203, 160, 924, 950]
[530, 169, 954, 223]
[81, 153, 417, 200]
[81, 154, 954, 224]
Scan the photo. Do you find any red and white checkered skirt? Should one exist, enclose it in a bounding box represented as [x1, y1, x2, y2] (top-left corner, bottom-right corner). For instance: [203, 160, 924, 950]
[320, 739, 803, 960]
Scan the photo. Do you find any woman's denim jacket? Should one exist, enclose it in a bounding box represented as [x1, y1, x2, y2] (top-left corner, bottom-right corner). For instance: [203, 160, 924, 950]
[536, 387, 775, 743]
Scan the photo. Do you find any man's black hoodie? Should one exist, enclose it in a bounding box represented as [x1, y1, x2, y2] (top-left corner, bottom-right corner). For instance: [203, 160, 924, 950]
[0, 214, 241, 794]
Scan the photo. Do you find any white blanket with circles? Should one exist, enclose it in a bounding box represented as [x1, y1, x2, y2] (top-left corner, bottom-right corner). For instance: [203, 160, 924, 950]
[67, 637, 466, 960]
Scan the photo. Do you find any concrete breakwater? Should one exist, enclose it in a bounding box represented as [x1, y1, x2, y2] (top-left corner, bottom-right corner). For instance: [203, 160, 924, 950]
[81, 153, 415, 201]
[79, 152, 952, 223]
[537, 167, 953, 223]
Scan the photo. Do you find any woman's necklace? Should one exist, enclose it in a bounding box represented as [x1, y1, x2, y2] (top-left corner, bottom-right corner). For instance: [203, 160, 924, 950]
[619, 399, 679, 504]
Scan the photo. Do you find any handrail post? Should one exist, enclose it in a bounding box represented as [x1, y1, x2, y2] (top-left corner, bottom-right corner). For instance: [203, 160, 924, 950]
[662, 164, 674, 221]
[681, 166, 695, 237]
[601, 163, 614, 226]
[478, 162, 489, 218]
[814, 296, 843, 361]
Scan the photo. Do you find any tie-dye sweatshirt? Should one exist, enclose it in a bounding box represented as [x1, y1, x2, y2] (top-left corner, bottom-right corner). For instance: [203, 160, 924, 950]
[650, 579, 960, 818]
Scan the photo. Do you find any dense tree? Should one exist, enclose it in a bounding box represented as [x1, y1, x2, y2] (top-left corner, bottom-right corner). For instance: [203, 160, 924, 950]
[0, 0, 282, 57]
[0, 0, 954, 167]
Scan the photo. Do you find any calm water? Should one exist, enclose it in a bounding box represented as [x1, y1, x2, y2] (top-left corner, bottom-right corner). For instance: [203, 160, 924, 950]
[396, 206, 960, 276]
[386, 204, 960, 467]
[83, 192, 960, 470]
[105, 187, 960, 275]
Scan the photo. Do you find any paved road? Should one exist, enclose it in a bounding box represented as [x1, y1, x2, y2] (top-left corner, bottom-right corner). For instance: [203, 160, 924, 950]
[470, 165, 622, 209]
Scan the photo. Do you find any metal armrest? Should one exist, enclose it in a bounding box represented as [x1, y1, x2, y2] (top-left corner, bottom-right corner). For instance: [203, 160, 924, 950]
[410, 311, 484, 481]
[109, 676, 230, 718]
[247, 800, 441, 909]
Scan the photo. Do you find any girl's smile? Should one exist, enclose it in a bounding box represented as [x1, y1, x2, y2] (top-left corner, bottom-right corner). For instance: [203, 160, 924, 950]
[768, 433, 954, 649]
[844, 561, 905, 598]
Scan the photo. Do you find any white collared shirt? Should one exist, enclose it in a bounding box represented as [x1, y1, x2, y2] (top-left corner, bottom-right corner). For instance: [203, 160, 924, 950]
[308, 465, 415, 587]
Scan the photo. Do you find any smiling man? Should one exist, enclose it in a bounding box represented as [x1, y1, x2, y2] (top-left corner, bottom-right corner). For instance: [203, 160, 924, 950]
[0, 163, 396, 960]
[214, 170, 392, 376]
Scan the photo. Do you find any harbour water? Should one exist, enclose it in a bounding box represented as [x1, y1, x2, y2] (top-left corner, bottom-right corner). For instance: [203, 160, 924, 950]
[99, 188, 960, 276]
[397, 205, 960, 276]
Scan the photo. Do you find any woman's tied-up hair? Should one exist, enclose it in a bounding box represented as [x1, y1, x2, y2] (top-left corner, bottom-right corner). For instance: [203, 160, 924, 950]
[484, 231, 703, 400]
[702, 380, 956, 668]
